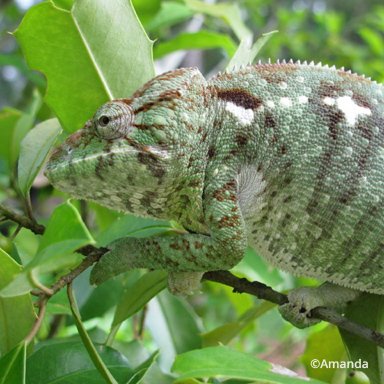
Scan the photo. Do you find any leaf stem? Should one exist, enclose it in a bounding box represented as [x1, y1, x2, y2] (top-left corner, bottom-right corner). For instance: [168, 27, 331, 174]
[67, 283, 118, 384]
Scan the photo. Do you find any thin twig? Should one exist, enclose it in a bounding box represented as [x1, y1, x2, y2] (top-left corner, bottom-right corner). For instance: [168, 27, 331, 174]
[48, 246, 106, 296]
[203, 271, 384, 348]
[25, 297, 47, 343]
[0, 203, 45, 234]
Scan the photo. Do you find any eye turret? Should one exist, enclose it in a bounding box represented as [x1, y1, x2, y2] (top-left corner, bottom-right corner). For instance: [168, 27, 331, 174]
[93, 101, 134, 139]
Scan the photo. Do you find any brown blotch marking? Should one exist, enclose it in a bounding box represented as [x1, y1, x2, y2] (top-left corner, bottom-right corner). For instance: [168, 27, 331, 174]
[137, 152, 166, 179]
[352, 92, 372, 109]
[338, 69, 371, 84]
[208, 146, 216, 158]
[328, 110, 344, 140]
[280, 144, 287, 155]
[357, 120, 373, 141]
[235, 134, 248, 146]
[218, 214, 240, 228]
[217, 88, 262, 110]
[117, 98, 132, 105]
[254, 63, 298, 84]
[170, 242, 182, 250]
[213, 188, 225, 202]
[212, 180, 237, 202]
[201, 132, 208, 143]
[132, 68, 189, 98]
[318, 81, 343, 99]
[182, 238, 190, 250]
[264, 112, 277, 129]
[134, 89, 181, 114]
[194, 241, 203, 249]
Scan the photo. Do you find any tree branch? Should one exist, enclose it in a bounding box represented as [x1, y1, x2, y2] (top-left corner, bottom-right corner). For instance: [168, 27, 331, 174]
[203, 270, 384, 348]
[0, 202, 45, 234]
[1, 203, 384, 348]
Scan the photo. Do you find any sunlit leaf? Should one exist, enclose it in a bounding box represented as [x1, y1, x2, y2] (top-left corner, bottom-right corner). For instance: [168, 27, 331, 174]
[154, 30, 237, 59]
[0, 249, 35, 355]
[15, 0, 154, 132]
[173, 346, 326, 383]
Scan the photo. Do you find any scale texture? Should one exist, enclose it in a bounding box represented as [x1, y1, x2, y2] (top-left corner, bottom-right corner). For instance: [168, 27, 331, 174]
[46, 62, 384, 295]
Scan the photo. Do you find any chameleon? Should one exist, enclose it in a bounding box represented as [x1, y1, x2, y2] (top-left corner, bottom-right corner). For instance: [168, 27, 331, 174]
[45, 60, 384, 327]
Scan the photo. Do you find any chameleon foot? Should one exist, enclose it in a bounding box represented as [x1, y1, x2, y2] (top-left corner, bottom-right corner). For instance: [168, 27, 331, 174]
[279, 283, 361, 328]
[167, 271, 204, 295]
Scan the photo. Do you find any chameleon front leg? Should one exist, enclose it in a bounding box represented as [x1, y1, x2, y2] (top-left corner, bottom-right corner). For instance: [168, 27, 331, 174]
[90, 173, 248, 294]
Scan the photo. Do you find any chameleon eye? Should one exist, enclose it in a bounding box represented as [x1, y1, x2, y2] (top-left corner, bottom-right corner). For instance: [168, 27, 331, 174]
[98, 115, 110, 127]
[94, 101, 134, 139]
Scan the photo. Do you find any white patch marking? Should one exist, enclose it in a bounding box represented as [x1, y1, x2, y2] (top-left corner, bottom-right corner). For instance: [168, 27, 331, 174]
[237, 166, 266, 217]
[266, 100, 275, 108]
[336, 96, 371, 126]
[280, 97, 292, 107]
[296, 76, 304, 83]
[298, 96, 308, 104]
[323, 97, 335, 106]
[279, 81, 288, 89]
[225, 101, 254, 125]
[345, 146, 353, 156]
[147, 145, 170, 159]
[51, 146, 138, 171]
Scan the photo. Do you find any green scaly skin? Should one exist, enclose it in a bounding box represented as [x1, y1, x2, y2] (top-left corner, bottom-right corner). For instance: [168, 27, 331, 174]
[45, 62, 384, 327]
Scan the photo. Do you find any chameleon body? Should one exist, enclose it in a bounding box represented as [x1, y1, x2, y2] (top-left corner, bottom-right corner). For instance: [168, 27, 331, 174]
[46, 62, 384, 325]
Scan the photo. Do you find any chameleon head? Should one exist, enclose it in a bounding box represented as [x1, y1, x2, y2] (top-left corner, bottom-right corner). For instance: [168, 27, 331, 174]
[46, 67, 208, 218]
[45, 99, 174, 217]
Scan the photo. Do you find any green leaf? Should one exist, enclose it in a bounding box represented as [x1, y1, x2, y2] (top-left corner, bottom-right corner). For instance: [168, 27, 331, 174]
[112, 270, 167, 327]
[26, 340, 133, 383]
[227, 31, 278, 69]
[302, 325, 346, 383]
[0, 249, 35, 355]
[0, 343, 26, 384]
[15, 0, 155, 132]
[172, 346, 326, 384]
[184, 0, 250, 40]
[96, 214, 172, 247]
[202, 301, 274, 346]
[132, 0, 161, 26]
[154, 31, 237, 59]
[146, 1, 193, 33]
[340, 293, 384, 384]
[146, 291, 202, 370]
[0, 107, 21, 172]
[18, 118, 62, 197]
[132, 357, 174, 384]
[10, 90, 42, 168]
[31, 200, 94, 271]
[1, 201, 93, 297]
